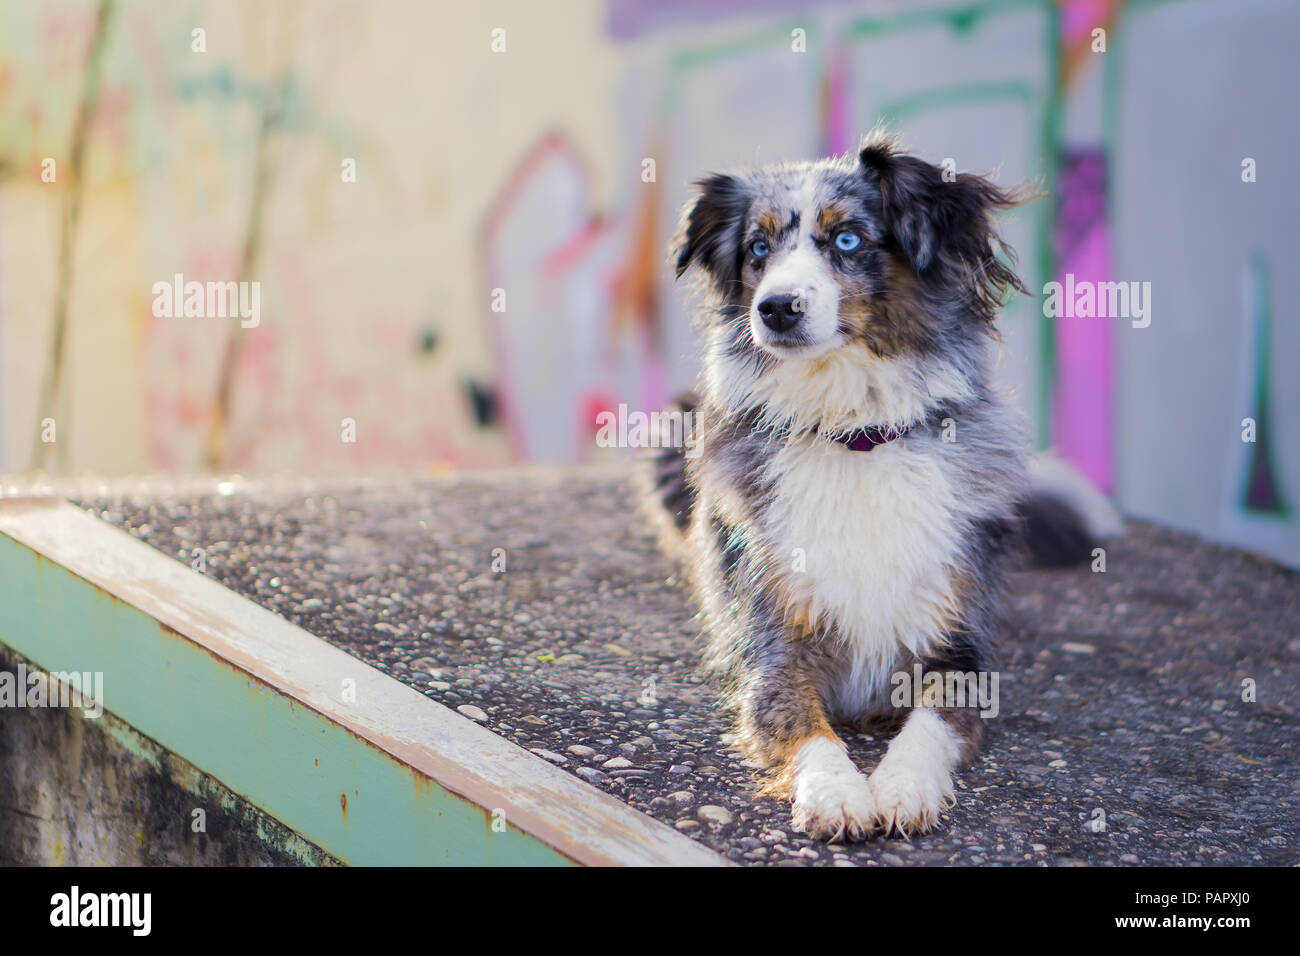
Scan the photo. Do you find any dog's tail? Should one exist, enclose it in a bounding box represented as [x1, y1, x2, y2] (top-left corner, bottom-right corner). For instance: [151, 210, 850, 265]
[645, 391, 699, 545]
[1017, 454, 1123, 569]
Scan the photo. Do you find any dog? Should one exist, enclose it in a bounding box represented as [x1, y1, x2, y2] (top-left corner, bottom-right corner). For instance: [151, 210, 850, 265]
[648, 132, 1120, 841]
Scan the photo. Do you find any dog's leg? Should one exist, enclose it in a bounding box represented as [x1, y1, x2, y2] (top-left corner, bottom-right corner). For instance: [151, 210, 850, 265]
[866, 701, 984, 837]
[733, 626, 877, 842]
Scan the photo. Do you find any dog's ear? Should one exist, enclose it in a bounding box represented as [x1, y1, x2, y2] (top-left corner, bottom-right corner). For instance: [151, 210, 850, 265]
[859, 138, 1029, 320]
[673, 173, 752, 297]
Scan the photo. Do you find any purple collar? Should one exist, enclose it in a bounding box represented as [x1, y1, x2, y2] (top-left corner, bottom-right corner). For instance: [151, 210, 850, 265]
[813, 422, 910, 452]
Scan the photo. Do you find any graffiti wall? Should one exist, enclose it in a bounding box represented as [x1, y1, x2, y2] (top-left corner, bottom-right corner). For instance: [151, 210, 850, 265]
[0, 0, 619, 474]
[1, 0, 1296, 565]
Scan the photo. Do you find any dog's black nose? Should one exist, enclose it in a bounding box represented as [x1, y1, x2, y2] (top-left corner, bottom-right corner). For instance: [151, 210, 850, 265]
[757, 293, 802, 333]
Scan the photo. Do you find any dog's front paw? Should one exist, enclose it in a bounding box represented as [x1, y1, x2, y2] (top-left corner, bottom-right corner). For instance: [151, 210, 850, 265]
[865, 757, 955, 837]
[788, 738, 877, 842]
[791, 769, 877, 842]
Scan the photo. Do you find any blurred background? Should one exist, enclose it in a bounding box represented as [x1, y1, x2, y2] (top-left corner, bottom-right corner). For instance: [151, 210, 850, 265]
[0, 0, 1295, 564]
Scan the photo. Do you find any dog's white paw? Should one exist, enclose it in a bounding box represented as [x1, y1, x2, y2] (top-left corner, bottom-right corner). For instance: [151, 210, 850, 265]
[863, 708, 963, 836]
[866, 758, 955, 836]
[866, 734, 958, 836]
[788, 738, 877, 842]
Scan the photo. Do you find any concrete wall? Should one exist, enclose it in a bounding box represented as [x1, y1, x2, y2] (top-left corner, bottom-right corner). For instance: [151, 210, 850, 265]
[1, 0, 1296, 565]
[0, 649, 339, 865]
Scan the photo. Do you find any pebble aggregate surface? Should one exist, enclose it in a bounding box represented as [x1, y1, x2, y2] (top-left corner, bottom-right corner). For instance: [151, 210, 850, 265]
[75, 467, 1300, 866]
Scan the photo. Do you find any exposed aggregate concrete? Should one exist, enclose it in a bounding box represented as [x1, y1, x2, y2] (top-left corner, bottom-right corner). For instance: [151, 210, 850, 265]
[76, 467, 1300, 866]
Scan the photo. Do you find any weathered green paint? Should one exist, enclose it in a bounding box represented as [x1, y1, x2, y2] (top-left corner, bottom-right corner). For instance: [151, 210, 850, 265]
[1, 641, 340, 865]
[840, 0, 1045, 40]
[0, 531, 574, 866]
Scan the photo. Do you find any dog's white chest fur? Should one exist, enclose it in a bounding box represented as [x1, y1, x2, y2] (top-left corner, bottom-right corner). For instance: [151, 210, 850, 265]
[762, 436, 966, 717]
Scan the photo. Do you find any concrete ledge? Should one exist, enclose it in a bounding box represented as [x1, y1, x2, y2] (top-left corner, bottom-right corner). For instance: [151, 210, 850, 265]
[0, 498, 725, 866]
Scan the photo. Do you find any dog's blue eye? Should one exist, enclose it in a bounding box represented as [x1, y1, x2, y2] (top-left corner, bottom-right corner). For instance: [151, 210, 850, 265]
[834, 231, 862, 252]
[749, 239, 769, 259]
